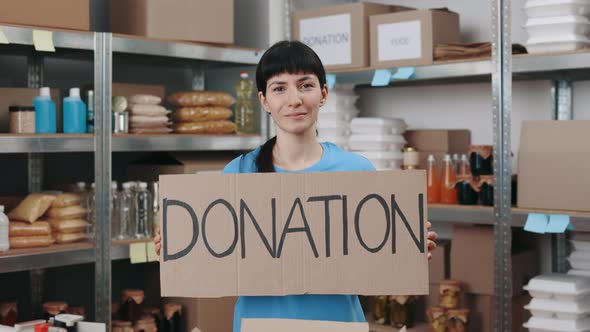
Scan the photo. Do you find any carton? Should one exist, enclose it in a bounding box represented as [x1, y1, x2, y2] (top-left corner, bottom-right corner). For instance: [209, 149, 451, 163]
[370, 9, 460, 68]
[0, 0, 89, 31]
[466, 294, 531, 332]
[404, 130, 471, 153]
[518, 120, 590, 211]
[429, 240, 450, 285]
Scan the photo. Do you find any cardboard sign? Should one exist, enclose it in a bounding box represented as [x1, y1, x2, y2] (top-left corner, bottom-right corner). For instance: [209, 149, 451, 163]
[241, 319, 369, 332]
[299, 14, 352, 66]
[160, 171, 428, 297]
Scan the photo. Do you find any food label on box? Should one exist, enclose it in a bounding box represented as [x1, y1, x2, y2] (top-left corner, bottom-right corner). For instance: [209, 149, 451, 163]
[378, 20, 422, 61]
[299, 14, 352, 66]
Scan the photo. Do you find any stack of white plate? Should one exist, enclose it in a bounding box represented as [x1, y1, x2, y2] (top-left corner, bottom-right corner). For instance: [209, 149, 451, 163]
[523, 273, 590, 332]
[317, 86, 359, 150]
[349, 117, 407, 170]
[568, 233, 590, 277]
[524, 0, 590, 53]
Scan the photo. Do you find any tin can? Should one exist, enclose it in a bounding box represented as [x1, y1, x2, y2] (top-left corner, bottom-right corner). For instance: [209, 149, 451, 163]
[113, 112, 129, 134]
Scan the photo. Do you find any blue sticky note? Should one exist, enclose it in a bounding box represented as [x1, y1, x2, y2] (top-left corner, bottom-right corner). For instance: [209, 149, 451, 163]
[392, 67, 416, 80]
[326, 74, 337, 90]
[546, 215, 571, 233]
[524, 213, 549, 234]
[371, 69, 393, 87]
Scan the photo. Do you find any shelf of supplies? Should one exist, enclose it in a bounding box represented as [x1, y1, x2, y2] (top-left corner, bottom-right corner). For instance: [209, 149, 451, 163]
[0, 24, 261, 64]
[0, 239, 153, 273]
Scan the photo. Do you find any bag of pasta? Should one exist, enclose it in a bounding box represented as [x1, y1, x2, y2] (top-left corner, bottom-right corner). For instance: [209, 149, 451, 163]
[8, 193, 56, 223]
[173, 107, 232, 122]
[168, 91, 235, 107]
[173, 120, 236, 134]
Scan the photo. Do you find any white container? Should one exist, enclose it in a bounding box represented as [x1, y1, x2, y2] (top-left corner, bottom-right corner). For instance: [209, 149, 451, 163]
[524, 274, 590, 301]
[355, 150, 404, 170]
[350, 118, 407, 135]
[524, 316, 590, 332]
[317, 120, 350, 137]
[569, 252, 590, 270]
[525, 0, 590, 18]
[572, 241, 590, 251]
[569, 270, 590, 278]
[349, 134, 406, 151]
[319, 135, 349, 150]
[525, 15, 590, 39]
[0, 206, 8, 252]
[527, 34, 590, 53]
[526, 297, 590, 320]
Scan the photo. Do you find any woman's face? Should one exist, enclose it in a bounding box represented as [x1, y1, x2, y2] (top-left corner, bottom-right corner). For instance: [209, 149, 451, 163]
[259, 72, 328, 136]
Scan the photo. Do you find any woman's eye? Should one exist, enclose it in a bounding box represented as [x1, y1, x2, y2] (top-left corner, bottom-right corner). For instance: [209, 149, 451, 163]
[302, 83, 314, 89]
[273, 86, 284, 92]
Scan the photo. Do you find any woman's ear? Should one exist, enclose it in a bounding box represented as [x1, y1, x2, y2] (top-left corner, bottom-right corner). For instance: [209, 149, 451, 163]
[258, 91, 271, 114]
[320, 84, 329, 106]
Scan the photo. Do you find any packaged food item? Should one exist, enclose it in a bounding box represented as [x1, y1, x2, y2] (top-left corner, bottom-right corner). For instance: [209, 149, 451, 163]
[119, 289, 145, 323]
[54, 232, 86, 244]
[168, 91, 235, 107]
[173, 120, 236, 134]
[112, 96, 129, 113]
[128, 104, 168, 117]
[42, 302, 68, 320]
[440, 280, 462, 309]
[9, 106, 36, 134]
[45, 206, 87, 220]
[113, 112, 129, 134]
[143, 308, 163, 332]
[129, 127, 173, 135]
[427, 307, 447, 332]
[128, 95, 162, 106]
[164, 303, 182, 332]
[8, 193, 56, 223]
[427, 155, 441, 204]
[372, 296, 390, 325]
[0, 302, 17, 326]
[66, 305, 86, 318]
[134, 316, 157, 332]
[441, 155, 458, 204]
[173, 107, 233, 122]
[129, 116, 169, 128]
[402, 147, 419, 170]
[9, 235, 54, 248]
[389, 296, 415, 328]
[477, 175, 494, 206]
[447, 309, 469, 332]
[112, 321, 134, 332]
[9, 221, 51, 237]
[468, 145, 493, 176]
[51, 193, 82, 208]
[49, 219, 89, 234]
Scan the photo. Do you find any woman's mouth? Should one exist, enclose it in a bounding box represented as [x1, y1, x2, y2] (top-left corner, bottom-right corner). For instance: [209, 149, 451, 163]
[286, 112, 307, 119]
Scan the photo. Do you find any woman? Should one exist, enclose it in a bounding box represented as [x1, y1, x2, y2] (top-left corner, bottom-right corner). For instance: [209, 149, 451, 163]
[155, 40, 438, 332]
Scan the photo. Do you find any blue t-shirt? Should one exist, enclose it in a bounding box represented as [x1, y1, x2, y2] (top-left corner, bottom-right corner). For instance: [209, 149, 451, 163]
[222, 142, 375, 332]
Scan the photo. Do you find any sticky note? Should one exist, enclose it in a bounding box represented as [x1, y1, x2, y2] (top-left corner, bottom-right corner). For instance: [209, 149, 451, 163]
[326, 74, 337, 90]
[0, 28, 8, 44]
[130, 242, 147, 264]
[33, 30, 55, 52]
[546, 215, 571, 233]
[147, 241, 159, 262]
[524, 213, 549, 234]
[371, 69, 392, 87]
[392, 67, 416, 80]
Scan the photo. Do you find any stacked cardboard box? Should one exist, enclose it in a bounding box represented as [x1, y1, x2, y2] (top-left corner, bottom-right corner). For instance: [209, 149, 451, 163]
[404, 129, 471, 170]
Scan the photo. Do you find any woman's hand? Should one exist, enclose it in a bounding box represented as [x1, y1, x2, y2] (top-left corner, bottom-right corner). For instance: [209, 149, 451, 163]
[427, 221, 438, 261]
[154, 228, 161, 257]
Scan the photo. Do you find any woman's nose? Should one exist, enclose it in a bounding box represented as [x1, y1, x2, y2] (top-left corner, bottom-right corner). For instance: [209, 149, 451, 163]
[287, 89, 303, 107]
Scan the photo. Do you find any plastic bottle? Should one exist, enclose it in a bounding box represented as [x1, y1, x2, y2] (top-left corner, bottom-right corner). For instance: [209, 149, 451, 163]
[149, 182, 160, 236]
[63, 88, 87, 133]
[0, 206, 9, 252]
[452, 153, 460, 175]
[459, 154, 470, 177]
[426, 155, 441, 204]
[235, 71, 256, 134]
[34, 87, 57, 133]
[111, 182, 120, 241]
[117, 182, 134, 240]
[441, 154, 458, 204]
[87, 90, 94, 133]
[134, 182, 152, 239]
[74, 181, 87, 209]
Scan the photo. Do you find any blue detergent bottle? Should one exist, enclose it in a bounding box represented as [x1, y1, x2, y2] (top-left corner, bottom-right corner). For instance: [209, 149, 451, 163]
[63, 88, 87, 134]
[34, 87, 57, 133]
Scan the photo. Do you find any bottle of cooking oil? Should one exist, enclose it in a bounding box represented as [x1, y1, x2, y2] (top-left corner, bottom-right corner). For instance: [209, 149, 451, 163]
[235, 71, 256, 134]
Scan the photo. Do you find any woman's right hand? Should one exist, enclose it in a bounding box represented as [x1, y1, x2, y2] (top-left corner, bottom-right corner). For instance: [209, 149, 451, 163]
[154, 228, 161, 257]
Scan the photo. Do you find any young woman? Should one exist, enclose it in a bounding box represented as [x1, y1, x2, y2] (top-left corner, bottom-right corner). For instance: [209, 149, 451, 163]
[155, 40, 438, 332]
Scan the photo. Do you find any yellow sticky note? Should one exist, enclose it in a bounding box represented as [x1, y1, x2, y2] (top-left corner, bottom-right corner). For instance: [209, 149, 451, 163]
[147, 242, 159, 262]
[129, 243, 147, 264]
[33, 30, 55, 52]
[0, 28, 8, 44]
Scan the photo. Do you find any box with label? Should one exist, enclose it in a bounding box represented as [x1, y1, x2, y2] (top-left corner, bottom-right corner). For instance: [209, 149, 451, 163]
[110, 0, 233, 44]
[0, 0, 89, 31]
[292, 3, 407, 71]
[370, 9, 460, 68]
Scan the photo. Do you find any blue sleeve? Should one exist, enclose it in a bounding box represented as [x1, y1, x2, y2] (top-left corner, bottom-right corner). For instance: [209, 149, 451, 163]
[357, 155, 376, 171]
[222, 157, 242, 174]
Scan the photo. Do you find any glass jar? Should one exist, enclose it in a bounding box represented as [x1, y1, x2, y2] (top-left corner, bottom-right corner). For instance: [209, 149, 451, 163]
[119, 289, 144, 323]
[478, 175, 494, 206]
[142, 307, 163, 332]
[447, 309, 469, 332]
[402, 147, 420, 170]
[164, 303, 182, 332]
[134, 316, 157, 332]
[427, 307, 447, 332]
[389, 296, 415, 328]
[439, 280, 462, 309]
[42, 302, 68, 321]
[9, 106, 36, 134]
[372, 296, 390, 325]
[0, 302, 17, 326]
[113, 321, 134, 332]
[468, 145, 493, 176]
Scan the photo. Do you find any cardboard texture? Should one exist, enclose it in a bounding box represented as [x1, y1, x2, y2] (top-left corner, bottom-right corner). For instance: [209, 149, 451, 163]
[466, 294, 531, 332]
[127, 152, 235, 182]
[369, 9, 460, 68]
[164, 297, 236, 332]
[451, 225, 538, 296]
[404, 130, 471, 153]
[429, 240, 450, 284]
[242, 319, 369, 332]
[0, 0, 89, 31]
[292, 3, 404, 70]
[160, 171, 429, 297]
[518, 120, 590, 211]
[110, 0, 234, 44]
[0, 88, 62, 133]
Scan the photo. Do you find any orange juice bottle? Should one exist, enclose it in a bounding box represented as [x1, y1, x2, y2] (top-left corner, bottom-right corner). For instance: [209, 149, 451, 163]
[441, 154, 458, 204]
[427, 155, 441, 204]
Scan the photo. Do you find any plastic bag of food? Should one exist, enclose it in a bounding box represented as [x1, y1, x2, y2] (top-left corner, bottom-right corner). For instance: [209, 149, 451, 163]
[49, 219, 89, 234]
[51, 193, 81, 208]
[129, 127, 173, 134]
[9, 221, 51, 237]
[173, 120, 236, 134]
[45, 205, 87, 220]
[8, 193, 56, 223]
[167, 91, 235, 107]
[129, 104, 169, 116]
[173, 107, 232, 122]
[129, 116, 170, 128]
[128, 94, 162, 105]
[55, 232, 86, 244]
[10, 235, 54, 248]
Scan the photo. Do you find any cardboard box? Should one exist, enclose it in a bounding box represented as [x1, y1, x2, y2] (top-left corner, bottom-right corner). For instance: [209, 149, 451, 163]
[127, 152, 235, 182]
[405, 130, 471, 153]
[160, 170, 429, 297]
[0, 88, 62, 133]
[370, 9, 460, 68]
[466, 294, 531, 332]
[451, 225, 538, 297]
[518, 120, 590, 211]
[110, 0, 233, 44]
[0, 0, 89, 31]
[429, 240, 450, 284]
[164, 297, 236, 332]
[292, 3, 404, 70]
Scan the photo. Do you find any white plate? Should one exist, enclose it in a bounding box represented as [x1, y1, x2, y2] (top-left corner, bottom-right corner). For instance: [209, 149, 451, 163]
[526, 297, 590, 320]
[525, 274, 590, 301]
[572, 241, 590, 251]
[524, 316, 590, 332]
[527, 34, 590, 54]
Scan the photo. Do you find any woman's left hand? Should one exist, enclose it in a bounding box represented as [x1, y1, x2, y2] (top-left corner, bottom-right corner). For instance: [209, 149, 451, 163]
[427, 221, 438, 261]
